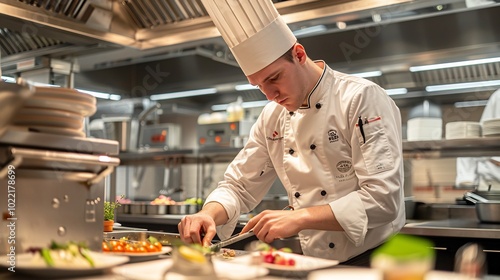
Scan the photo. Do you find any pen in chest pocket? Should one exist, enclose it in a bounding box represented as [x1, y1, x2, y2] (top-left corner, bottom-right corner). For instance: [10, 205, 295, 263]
[358, 116, 366, 144]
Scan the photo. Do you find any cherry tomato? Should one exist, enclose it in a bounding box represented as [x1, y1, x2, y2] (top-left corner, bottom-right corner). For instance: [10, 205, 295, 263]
[146, 243, 158, 252]
[153, 241, 163, 251]
[109, 240, 119, 249]
[125, 244, 136, 253]
[102, 241, 110, 252]
[136, 246, 147, 253]
[113, 244, 124, 253]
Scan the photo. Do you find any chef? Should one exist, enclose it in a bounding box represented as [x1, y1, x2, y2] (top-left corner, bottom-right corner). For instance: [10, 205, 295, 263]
[178, 0, 405, 265]
[456, 88, 500, 190]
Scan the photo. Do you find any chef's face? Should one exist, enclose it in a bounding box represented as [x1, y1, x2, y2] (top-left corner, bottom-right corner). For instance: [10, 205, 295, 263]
[247, 44, 310, 112]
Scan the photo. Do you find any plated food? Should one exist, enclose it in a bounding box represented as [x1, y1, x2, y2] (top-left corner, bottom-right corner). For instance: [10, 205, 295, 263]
[103, 236, 164, 254]
[0, 241, 129, 278]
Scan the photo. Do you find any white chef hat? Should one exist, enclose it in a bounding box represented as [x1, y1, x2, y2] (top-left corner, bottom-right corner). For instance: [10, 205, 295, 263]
[201, 0, 297, 76]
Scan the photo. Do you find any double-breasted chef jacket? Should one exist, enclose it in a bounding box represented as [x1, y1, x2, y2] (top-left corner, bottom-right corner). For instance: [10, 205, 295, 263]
[204, 61, 406, 262]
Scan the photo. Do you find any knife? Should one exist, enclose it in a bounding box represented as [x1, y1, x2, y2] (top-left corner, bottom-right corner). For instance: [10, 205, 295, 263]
[209, 229, 255, 251]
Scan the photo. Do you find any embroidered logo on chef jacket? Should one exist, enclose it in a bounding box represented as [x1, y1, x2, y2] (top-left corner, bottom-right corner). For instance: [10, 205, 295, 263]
[267, 130, 284, 141]
[328, 129, 339, 143]
[336, 161, 352, 173]
[335, 160, 355, 182]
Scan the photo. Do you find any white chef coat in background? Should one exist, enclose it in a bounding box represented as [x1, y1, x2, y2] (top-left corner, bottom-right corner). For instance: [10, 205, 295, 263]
[456, 89, 500, 190]
[204, 62, 405, 262]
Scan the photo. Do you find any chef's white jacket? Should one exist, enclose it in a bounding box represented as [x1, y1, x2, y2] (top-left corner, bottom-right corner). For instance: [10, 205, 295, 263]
[456, 88, 500, 190]
[204, 62, 405, 262]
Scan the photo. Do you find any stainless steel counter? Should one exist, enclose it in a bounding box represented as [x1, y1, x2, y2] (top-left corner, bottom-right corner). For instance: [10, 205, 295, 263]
[118, 214, 500, 241]
[402, 219, 500, 239]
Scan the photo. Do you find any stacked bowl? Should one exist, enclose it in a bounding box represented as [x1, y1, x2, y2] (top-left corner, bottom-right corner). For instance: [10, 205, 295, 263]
[482, 118, 500, 137]
[11, 86, 96, 137]
[445, 121, 481, 140]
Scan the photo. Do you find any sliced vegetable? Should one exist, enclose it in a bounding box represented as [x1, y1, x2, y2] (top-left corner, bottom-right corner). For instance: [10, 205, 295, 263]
[41, 248, 54, 267]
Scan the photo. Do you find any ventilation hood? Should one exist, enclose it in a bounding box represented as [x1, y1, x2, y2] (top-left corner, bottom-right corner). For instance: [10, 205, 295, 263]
[1, 0, 500, 109]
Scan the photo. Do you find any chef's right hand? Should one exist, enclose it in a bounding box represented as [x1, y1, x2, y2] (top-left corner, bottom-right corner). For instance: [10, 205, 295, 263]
[178, 213, 217, 247]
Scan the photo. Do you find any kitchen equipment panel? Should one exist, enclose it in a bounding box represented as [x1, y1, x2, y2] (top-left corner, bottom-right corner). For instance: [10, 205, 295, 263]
[197, 120, 254, 148]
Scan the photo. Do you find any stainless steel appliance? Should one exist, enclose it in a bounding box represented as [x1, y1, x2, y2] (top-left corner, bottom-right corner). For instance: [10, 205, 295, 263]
[197, 120, 254, 148]
[139, 123, 181, 150]
[0, 129, 119, 254]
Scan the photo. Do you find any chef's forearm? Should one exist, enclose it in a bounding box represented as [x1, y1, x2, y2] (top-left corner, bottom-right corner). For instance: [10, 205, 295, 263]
[200, 201, 229, 226]
[297, 204, 345, 231]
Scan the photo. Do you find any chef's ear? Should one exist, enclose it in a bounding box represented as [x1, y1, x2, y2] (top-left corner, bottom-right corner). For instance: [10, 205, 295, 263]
[294, 43, 307, 63]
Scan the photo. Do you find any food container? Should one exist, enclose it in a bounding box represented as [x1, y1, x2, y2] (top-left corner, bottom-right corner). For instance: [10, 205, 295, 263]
[129, 203, 147, 215]
[371, 234, 435, 280]
[117, 204, 130, 214]
[168, 204, 197, 215]
[146, 204, 168, 215]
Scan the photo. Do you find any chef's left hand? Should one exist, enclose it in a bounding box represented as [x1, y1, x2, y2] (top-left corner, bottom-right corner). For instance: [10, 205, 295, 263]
[241, 209, 301, 243]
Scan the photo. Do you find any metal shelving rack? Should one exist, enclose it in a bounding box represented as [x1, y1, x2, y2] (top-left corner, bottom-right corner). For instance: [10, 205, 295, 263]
[403, 137, 500, 158]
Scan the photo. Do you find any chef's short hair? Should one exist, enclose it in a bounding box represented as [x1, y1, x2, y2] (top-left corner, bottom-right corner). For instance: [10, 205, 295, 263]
[280, 44, 295, 63]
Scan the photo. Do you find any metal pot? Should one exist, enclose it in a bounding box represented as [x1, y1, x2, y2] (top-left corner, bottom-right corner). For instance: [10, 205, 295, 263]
[102, 103, 160, 151]
[476, 202, 500, 223]
[102, 116, 136, 151]
[464, 191, 500, 223]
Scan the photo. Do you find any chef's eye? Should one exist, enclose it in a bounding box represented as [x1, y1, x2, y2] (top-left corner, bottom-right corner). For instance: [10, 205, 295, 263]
[270, 75, 279, 81]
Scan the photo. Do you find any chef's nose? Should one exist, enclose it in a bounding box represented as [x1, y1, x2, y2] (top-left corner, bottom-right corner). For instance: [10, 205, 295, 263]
[260, 85, 279, 101]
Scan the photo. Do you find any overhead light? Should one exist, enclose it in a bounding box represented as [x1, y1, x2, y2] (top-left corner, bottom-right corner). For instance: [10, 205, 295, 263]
[336, 22, 347, 29]
[410, 57, 500, 72]
[150, 88, 217, 101]
[77, 89, 122, 100]
[33, 82, 60, 87]
[372, 13, 382, 23]
[1, 76, 15, 83]
[235, 84, 257, 91]
[386, 88, 407, 95]
[454, 100, 489, 108]
[292, 25, 327, 37]
[351, 70, 382, 78]
[426, 80, 500, 92]
[211, 100, 269, 111]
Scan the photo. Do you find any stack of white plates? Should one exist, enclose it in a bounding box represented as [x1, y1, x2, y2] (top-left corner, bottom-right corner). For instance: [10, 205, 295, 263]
[11, 86, 96, 137]
[445, 121, 481, 139]
[407, 117, 443, 141]
[482, 118, 500, 137]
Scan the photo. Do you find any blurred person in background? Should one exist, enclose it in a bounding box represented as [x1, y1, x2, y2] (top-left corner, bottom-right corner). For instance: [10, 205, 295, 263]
[456, 88, 500, 191]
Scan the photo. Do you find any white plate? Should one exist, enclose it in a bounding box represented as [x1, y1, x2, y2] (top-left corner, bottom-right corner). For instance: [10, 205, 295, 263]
[105, 246, 172, 258]
[11, 125, 86, 137]
[233, 251, 339, 272]
[35, 86, 96, 105]
[13, 114, 84, 129]
[17, 107, 83, 120]
[24, 96, 96, 117]
[112, 258, 269, 280]
[0, 251, 129, 278]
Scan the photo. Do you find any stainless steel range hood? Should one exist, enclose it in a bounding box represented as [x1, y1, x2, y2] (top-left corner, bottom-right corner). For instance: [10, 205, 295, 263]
[1, 0, 500, 109]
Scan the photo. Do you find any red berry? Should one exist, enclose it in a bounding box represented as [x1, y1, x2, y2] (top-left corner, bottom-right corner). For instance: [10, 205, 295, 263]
[263, 253, 275, 264]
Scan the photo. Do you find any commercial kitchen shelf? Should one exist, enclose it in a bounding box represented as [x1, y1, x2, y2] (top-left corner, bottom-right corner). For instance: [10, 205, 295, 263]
[116, 136, 500, 163]
[118, 148, 195, 164]
[403, 137, 500, 158]
[0, 129, 119, 155]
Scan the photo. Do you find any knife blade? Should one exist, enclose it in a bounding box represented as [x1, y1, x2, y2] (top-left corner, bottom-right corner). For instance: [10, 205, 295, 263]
[209, 229, 255, 251]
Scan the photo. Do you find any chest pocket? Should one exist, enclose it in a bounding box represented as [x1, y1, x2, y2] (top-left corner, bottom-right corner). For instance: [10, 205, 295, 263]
[356, 116, 394, 175]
